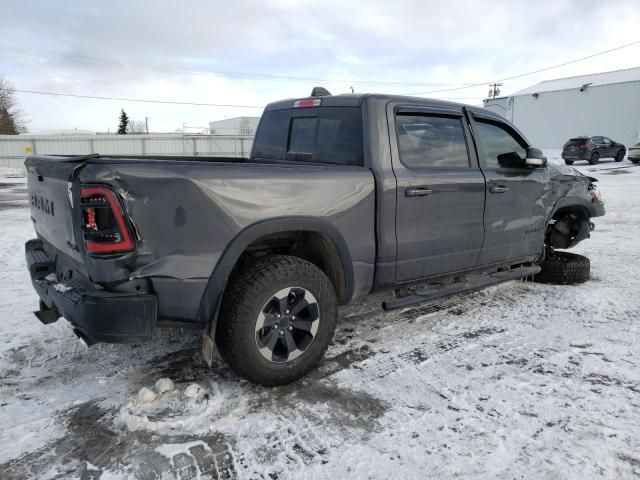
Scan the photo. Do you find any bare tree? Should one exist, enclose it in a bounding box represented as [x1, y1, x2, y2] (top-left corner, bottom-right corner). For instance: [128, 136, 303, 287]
[127, 119, 147, 134]
[0, 75, 28, 134]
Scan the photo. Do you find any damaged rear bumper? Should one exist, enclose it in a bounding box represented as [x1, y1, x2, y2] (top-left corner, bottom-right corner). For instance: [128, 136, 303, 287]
[26, 239, 157, 344]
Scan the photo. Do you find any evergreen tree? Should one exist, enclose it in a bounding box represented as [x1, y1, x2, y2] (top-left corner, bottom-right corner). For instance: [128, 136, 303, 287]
[117, 109, 129, 134]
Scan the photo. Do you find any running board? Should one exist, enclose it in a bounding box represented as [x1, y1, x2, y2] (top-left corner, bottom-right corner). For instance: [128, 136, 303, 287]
[382, 265, 541, 311]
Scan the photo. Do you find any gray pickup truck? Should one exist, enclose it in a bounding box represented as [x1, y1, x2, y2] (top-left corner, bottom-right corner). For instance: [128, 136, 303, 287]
[25, 90, 604, 385]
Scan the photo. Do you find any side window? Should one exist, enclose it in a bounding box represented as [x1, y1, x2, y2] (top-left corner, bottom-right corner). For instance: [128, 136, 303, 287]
[395, 114, 470, 169]
[252, 110, 290, 160]
[474, 121, 527, 169]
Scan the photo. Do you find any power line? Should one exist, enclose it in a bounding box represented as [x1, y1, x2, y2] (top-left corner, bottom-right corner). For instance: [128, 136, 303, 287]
[14, 89, 484, 107]
[4, 39, 639, 95]
[408, 39, 640, 95]
[1, 46, 474, 88]
[14, 89, 265, 108]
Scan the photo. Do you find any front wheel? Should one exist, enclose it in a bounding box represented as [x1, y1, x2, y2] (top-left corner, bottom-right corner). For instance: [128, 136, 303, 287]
[615, 150, 625, 162]
[564, 159, 574, 165]
[589, 152, 600, 165]
[216, 255, 337, 386]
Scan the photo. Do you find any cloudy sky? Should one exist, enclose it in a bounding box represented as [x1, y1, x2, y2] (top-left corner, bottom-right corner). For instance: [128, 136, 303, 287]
[2, 0, 639, 133]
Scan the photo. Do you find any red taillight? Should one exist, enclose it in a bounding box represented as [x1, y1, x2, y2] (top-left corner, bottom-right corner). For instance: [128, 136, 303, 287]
[581, 143, 588, 148]
[80, 186, 134, 254]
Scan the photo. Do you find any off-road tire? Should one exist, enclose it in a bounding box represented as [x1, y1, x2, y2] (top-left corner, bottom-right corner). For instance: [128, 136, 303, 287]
[615, 150, 625, 162]
[216, 255, 337, 386]
[589, 152, 600, 165]
[533, 251, 590, 285]
[564, 160, 574, 165]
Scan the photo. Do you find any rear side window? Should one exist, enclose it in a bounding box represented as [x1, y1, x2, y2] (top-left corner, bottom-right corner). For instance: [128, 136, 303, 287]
[474, 121, 527, 169]
[252, 107, 363, 166]
[395, 114, 470, 169]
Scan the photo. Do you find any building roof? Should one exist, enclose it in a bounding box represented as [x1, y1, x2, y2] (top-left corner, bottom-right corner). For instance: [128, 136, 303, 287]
[512, 66, 640, 96]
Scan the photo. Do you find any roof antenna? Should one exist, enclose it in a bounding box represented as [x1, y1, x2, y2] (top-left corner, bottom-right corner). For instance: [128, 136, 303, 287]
[311, 87, 331, 97]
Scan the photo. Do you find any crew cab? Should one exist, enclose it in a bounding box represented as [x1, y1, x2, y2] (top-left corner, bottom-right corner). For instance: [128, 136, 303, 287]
[24, 90, 605, 385]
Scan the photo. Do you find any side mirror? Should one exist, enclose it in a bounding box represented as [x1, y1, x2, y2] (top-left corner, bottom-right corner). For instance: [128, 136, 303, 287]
[525, 147, 547, 167]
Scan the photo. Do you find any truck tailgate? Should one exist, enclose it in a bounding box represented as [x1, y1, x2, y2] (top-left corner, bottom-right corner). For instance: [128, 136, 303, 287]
[25, 155, 86, 265]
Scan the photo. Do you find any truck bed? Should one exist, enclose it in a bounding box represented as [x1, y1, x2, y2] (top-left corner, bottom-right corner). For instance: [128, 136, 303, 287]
[25, 154, 376, 339]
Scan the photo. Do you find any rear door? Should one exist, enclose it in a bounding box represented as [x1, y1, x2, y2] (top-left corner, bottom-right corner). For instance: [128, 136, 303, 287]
[469, 112, 550, 267]
[388, 104, 486, 282]
[592, 136, 607, 157]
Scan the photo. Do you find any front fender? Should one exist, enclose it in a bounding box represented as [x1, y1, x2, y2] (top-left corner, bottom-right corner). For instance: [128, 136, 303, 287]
[549, 195, 604, 220]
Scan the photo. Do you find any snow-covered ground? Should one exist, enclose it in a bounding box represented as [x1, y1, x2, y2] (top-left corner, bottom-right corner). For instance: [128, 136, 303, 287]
[1, 156, 639, 479]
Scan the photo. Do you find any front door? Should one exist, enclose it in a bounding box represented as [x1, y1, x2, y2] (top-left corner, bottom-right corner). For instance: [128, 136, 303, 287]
[469, 112, 550, 267]
[600, 137, 615, 158]
[389, 105, 486, 282]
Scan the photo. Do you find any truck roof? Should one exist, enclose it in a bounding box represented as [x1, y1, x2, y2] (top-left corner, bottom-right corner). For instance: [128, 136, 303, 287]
[264, 93, 492, 117]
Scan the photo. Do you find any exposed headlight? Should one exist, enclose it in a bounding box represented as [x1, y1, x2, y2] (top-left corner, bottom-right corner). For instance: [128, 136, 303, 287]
[590, 186, 602, 202]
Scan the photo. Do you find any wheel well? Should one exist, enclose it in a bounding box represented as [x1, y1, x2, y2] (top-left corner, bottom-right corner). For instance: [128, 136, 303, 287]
[235, 231, 348, 303]
[546, 206, 591, 250]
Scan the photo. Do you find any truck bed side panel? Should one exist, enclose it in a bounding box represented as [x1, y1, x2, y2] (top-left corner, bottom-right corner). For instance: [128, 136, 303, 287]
[78, 160, 376, 319]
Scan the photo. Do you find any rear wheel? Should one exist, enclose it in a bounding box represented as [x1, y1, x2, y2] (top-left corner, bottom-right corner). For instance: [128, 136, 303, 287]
[564, 159, 574, 165]
[533, 251, 590, 285]
[615, 150, 625, 162]
[631, 159, 640, 165]
[217, 255, 337, 386]
[589, 152, 600, 165]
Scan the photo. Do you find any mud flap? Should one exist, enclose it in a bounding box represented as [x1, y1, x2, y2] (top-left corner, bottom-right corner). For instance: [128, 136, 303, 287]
[34, 306, 60, 325]
[202, 333, 215, 367]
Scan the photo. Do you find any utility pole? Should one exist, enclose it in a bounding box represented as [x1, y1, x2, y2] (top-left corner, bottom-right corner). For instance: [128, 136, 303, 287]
[488, 82, 503, 99]
[350, 86, 354, 93]
[145, 117, 149, 134]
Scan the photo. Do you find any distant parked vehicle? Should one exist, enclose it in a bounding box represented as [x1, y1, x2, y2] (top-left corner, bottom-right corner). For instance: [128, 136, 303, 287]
[562, 136, 626, 165]
[628, 143, 640, 164]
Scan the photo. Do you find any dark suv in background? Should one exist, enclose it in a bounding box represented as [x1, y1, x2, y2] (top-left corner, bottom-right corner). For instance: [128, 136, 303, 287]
[562, 136, 626, 165]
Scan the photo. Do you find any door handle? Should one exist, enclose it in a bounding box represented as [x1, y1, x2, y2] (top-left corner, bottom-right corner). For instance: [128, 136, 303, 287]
[489, 185, 509, 194]
[405, 187, 433, 197]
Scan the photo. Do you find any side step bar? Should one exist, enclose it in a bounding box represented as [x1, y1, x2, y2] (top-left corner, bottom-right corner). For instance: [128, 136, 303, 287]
[382, 265, 541, 311]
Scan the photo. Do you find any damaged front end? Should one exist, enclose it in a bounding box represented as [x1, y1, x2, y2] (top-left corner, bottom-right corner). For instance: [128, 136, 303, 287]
[544, 164, 605, 251]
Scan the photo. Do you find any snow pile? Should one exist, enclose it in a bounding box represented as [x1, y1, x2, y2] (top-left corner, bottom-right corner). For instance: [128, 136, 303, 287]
[117, 378, 248, 436]
[155, 377, 175, 395]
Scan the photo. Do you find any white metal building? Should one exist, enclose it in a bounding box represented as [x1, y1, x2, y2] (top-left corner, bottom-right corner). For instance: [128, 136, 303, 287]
[209, 116, 260, 136]
[0, 133, 253, 168]
[484, 67, 640, 148]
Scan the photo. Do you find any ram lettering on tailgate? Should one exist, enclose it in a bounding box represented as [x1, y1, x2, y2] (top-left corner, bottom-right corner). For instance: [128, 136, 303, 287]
[31, 194, 55, 217]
